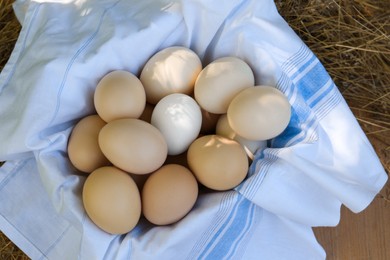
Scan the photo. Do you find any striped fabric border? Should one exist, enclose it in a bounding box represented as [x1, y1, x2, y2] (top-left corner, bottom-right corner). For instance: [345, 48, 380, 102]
[237, 44, 343, 203]
[185, 44, 344, 259]
[187, 191, 262, 259]
[273, 44, 343, 148]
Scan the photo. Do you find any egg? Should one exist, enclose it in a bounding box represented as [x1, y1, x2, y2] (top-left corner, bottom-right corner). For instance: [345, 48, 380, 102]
[142, 164, 198, 225]
[227, 86, 291, 141]
[151, 93, 202, 156]
[216, 114, 267, 160]
[82, 166, 141, 234]
[67, 115, 111, 173]
[194, 57, 255, 114]
[94, 70, 146, 122]
[98, 118, 168, 174]
[187, 135, 249, 191]
[140, 46, 202, 104]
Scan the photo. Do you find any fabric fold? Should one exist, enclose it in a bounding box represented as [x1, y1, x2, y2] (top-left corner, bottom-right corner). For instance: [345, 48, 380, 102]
[0, 0, 387, 259]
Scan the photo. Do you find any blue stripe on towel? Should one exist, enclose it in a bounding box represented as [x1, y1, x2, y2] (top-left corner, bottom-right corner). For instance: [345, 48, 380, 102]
[48, 1, 120, 127]
[272, 44, 342, 148]
[187, 44, 342, 259]
[236, 148, 280, 200]
[192, 194, 259, 260]
[235, 44, 343, 214]
[186, 192, 237, 259]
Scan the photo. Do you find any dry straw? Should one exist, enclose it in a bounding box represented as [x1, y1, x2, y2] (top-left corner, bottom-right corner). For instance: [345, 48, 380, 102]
[275, 0, 390, 201]
[0, 0, 389, 258]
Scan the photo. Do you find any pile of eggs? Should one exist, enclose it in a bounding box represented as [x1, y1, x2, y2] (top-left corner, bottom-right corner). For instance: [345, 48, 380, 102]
[67, 46, 291, 235]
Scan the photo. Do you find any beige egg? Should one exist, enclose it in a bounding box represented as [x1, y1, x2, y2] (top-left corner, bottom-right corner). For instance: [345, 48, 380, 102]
[67, 115, 111, 173]
[82, 166, 141, 234]
[187, 135, 248, 191]
[94, 70, 146, 122]
[140, 46, 202, 104]
[194, 57, 255, 114]
[98, 118, 168, 175]
[227, 86, 291, 141]
[142, 164, 198, 225]
[216, 114, 267, 160]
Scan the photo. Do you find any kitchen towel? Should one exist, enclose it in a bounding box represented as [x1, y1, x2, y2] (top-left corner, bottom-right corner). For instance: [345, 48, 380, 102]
[0, 0, 387, 259]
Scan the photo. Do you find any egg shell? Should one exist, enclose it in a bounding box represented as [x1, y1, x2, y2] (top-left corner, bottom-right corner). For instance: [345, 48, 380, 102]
[151, 93, 202, 156]
[142, 164, 198, 225]
[94, 70, 146, 122]
[98, 118, 168, 175]
[227, 86, 291, 141]
[216, 114, 267, 160]
[67, 115, 111, 173]
[187, 135, 249, 191]
[140, 46, 202, 104]
[82, 166, 141, 234]
[194, 57, 255, 114]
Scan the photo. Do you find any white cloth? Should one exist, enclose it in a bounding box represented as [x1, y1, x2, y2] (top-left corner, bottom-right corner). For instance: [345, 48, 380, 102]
[0, 0, 387, 259]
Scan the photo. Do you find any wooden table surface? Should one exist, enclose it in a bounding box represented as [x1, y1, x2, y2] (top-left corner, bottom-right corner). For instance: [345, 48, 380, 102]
[314, 191, 390, 259]
[314, 133, 390, 259]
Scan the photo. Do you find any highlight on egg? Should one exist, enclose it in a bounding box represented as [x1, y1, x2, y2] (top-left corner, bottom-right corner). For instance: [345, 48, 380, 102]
[151, 93, 202, 156]
[140, 46, 202, 104]
[187, 135, 249, 191]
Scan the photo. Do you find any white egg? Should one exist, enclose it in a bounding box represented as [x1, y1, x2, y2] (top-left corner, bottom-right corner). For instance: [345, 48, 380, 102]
[151, 93, 202, 155]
